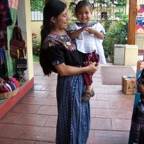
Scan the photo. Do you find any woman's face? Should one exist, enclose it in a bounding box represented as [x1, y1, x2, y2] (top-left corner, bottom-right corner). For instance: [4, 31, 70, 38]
[76, 6, 92, 24]
[53, 8, 69, 30]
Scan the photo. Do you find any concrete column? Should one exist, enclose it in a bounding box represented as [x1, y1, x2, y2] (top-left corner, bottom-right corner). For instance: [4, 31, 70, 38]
[124, 44, 138, 66]
[128, 0, 137, 44]
[17, 0, 34, 81]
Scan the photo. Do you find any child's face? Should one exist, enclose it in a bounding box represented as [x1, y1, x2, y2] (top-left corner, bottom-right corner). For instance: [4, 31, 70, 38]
[76, 6, 92, 24]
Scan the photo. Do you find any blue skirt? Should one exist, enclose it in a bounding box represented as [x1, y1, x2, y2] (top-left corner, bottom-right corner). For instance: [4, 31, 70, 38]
[56, 74, 90, 144]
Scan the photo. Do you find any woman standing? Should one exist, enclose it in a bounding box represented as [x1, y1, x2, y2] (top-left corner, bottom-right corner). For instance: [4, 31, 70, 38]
[39, 0, 98, 143]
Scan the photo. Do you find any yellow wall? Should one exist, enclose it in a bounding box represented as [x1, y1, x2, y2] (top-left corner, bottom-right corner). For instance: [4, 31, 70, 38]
[31, 21, 42, 39]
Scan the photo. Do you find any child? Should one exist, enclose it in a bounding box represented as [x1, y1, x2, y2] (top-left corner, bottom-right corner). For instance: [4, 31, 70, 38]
[69, 0, 106, 101]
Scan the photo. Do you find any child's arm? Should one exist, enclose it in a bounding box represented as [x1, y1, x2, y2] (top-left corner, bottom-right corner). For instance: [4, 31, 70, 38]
[70, 26, 87, 39]
[86, 28, 104, 39]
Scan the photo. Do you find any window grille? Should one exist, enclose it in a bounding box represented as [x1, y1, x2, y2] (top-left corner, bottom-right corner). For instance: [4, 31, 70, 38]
[31, 11, 43, 21]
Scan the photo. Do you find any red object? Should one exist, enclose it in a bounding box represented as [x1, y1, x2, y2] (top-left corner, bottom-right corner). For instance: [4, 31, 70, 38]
[8, 78, 20, 88]
[83, 51, 99, 85]
[0, 77, 34, 119]
[0, 86, 9, 93]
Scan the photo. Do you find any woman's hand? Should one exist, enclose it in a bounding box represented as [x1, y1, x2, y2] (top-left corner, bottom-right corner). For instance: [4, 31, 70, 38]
[87, 62, 98, 75]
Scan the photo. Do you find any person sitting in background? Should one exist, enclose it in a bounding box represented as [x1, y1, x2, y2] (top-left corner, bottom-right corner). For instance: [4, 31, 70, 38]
[131, 69, 144, 143]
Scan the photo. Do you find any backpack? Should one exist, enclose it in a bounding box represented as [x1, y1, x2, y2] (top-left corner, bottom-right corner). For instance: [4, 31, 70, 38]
[10, 26, 26, 59]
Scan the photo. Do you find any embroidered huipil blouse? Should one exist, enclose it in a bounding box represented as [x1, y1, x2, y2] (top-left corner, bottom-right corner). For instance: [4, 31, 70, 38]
[42, 34, 83, 73]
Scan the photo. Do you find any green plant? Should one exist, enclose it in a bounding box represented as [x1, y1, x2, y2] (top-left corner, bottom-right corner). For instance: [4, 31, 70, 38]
[103, 14, 128, 62]
[104, 19, 112, 31]
[30, 0, 44, 11]
[32, 33, 40, 56]
[33, 55, 39, 62]
[91, 0, 127, 7]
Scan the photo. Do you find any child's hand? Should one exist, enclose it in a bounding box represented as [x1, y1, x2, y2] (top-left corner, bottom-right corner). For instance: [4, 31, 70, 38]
[80, 26, 88, 32]
[85, 28, 104, 39]
[85, 27, 95, 34]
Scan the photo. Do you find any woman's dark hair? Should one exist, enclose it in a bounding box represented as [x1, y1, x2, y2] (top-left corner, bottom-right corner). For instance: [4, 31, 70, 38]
[75, 0, 93, 15]
[40, 0, 66, 75]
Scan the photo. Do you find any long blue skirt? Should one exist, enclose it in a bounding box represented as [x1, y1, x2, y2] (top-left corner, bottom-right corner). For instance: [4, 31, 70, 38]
[56, 74, 90, 144]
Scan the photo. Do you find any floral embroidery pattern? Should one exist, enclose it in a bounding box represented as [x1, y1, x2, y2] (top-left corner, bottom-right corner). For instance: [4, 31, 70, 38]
[46, 34, 77, 51]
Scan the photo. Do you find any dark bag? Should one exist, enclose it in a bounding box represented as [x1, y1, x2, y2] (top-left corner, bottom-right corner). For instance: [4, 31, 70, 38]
[10, 26, 26, 59]
[16, 49, 27, 72]
[0, 47, 7, 79]
[0, 47, 5, 65]
[16, 59, 27, 72]
[0, 64, 7, 79]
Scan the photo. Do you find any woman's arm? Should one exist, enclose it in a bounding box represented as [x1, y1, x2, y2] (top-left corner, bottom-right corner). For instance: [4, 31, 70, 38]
[54, 62, 98, 76]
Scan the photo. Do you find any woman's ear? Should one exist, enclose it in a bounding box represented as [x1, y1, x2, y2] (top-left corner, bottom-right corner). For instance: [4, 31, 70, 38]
[50, 16, 56, 23]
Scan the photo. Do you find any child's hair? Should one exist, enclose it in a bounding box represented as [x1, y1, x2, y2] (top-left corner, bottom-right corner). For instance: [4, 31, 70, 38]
[75, 0, 93, 15]
[40, 0, 67, 76]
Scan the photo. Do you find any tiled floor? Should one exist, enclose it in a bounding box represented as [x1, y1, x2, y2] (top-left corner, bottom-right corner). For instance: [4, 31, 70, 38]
[0, 62, 136, 144]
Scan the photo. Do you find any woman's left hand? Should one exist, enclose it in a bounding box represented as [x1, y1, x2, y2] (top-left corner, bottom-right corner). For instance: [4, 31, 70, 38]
[87, 62, 98, 75]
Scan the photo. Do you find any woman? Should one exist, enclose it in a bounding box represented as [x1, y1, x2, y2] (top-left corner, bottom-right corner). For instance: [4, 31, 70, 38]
[131, 69, 144, 143]
[39, 0, 98, 143]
